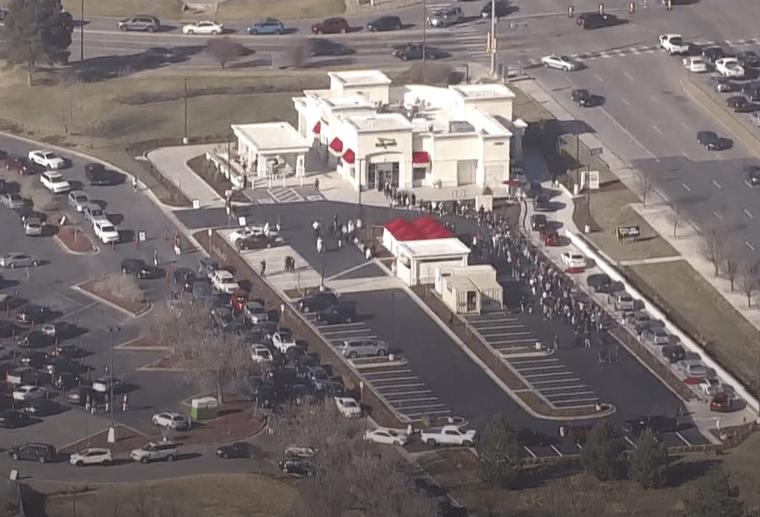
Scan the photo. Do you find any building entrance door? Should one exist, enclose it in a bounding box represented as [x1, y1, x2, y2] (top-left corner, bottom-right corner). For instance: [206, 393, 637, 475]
[368, 162, 399, 189]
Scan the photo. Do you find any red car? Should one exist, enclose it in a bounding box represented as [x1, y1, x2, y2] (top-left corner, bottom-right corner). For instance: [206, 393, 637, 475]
[230, 290, 248, 313]
[311, 17, 349, 34]
[710, 392, 732, 412]
[6, 157, 43, 176]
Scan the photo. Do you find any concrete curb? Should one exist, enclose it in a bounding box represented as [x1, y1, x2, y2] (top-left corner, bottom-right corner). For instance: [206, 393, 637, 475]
[72, 282, 152, 319]
[52, 231, 100, 256]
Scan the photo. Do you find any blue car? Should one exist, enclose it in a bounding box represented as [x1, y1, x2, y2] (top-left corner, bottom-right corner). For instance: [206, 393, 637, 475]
[247, 18, 285, 35]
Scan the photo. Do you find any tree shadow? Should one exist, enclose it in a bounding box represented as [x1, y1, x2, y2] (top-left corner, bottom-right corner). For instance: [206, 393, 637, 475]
[70, 45, 204, 83]
[667, 458, 719, 487]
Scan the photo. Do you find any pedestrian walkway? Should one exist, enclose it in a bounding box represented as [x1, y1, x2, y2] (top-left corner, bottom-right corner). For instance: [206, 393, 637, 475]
[147, 146, 225, 209]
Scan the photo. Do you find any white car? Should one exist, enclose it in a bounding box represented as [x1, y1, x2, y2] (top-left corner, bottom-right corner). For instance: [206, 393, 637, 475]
[364, 428, 410, 446]
[541, 54, 579, 71]
[69, 448, 113, 466]
[715, 57, 744, 78]
[28, 150, 65, 169]
[335, 396, 362, 418]
[210, 269, 239, 294]
[228, 224, 274, 243]
[40, 171, 71, 194]
[250, 344, 273, 363]
[24, 218, 43, 237]
[93, 376, 121, 393]
[92, 219, 120, 244]
[13, 385, 46, 401]
[0, 252, 38, 268]
[152, 411, 190, 429]
[244, 301, 268, 323]
[683, 56, 709, 73]
[560, 252, 586, 269]
[182, 20, 223, 35]
[699, 378, 723, 396]
[272, 331, 297, 353]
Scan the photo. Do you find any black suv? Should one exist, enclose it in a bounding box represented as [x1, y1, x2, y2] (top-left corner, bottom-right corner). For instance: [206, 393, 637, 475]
[298, 292, 338, 313]
[9, 443, 56, 463]
[117, 15, 160, 32]
[392, 43, 440, 61]
[366, 15, 403, 31]
[316, 303, 357, 324]
[121, 258, 162, 279]
[577, 12, 618, 29]
[737, 50, 760, 68]
[0, 410, 29, 429]
[85, 163, 112, 186]
[533, 194, 551, 212]
[530, 214, 547, 231]
[480, 0, 512, 19]
[571, 88, 592, 107]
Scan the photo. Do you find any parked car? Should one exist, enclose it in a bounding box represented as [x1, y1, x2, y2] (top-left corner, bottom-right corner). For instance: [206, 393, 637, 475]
[9, 443, 56, 463]
[24, 217, 42, 236]
[560, 252, 586, 269]
[702, 46, 725, 63]
[7, 157, 43, 176]
[710, 76, 739, 92]
[28, 150, 65, 169]
[93, 376, 122, 394]
[40, 171, 71, 194]
[311, 17, 349, 34]
[152, 411, 190, 430]
[661, 344, 685, 363]
[426, 6, 463, 27]
[244, 301, 269, 323]
[181, 20, 223, 35]
[726, 96, 753, 112]
[251, 344, 273, 363]
[67, 191, 90, 212]
[85, 163, 112, 185]
[737, 50, 760, 68]
[710, 392, 733, 412]
[13, 385, 47, 402]
[236, 234, 282, 250]
[93, 219, 120, 244]
[480, 0, 512, 19]
[117, 15, 160, 32]
[210, 269, 239, 294]
[66, 385, 93, 405]
[338, 339, 389, 358]
[0, 193, 25, 210]
[198, 257, 219, 278]
[83, 203, 106, 223]
[0, 410, 30, 428]
[121, 258, 161, 279]
[298, 292, 339, 313]
[69, 448, 113, 466]
[272, 330, 298, 353]
[364, 427, 410, 446]
[279, 458, 313, 476]
[642, 327, 672, 345]
[247, 18, 285, 35]
[529, 214, 547, 231]
[335, 396, 362, 418]
[571, 88, 593, 106]
[0, 252, 38, 268]
[21, 399, 61, 417]
[366, 15, 403, 31]
[316, 303, 357, 324]
[130, 441, 178, 463]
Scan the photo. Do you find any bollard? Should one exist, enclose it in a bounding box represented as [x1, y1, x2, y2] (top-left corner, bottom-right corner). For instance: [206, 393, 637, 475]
[111, 241, 115, 251]
[134, 236, 139, 250]
[163, 229, 168, 241]
[166, 272, 170, 283]
[30, 321, 34, 331]
[122, 394, 128, 412]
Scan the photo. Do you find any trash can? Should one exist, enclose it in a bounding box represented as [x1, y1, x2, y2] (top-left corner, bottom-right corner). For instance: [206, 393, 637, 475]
[191, 397, 218, 420]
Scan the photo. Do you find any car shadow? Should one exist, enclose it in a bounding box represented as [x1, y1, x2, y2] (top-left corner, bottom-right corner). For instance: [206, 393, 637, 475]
[719, 138, 734, 150]
[108, 213, 125, 226]
[589, 94, 605, 107]
[119, 229, 135, 244]
[174, 452, 203, 461]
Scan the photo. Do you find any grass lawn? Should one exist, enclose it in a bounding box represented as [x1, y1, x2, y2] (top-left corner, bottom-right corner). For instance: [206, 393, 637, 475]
[61, 0, 345, 22]
[512, 85, 553, 124]
[628, 260, 760, 391]
[44, 473, 300, 517]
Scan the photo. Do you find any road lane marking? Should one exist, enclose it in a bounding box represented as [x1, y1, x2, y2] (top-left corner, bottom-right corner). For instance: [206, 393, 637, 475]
[746, 241, 755, 251]
[682, 152, 690, 160]
[624, 71, 633, 80]
[651, 95, 660, 103]
[523, 446, 537, 458]
[599, 109, 660, 162]
[595, 74, 604, 82]
[681, 121, 689, 129]
[713, 211, 723, 219]
[712, 179, 722, 189]
[653, 125, 662, 134]
[576, 443, 583, 450]
[675, 432, 691, 446]
[744, 208, 754, 218]
[551, 445, 563, 457]
[682, 182, 691, 191]
[622, 98, 630, 106]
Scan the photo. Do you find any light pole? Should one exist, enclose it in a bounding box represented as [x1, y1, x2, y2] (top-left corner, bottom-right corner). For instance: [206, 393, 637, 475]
[422, 0, 427, 62]
[80, 0, 84, 62]
[183, 78, 189, 144]
[107, 326, 120, 444]
[489, 0, 497, 74]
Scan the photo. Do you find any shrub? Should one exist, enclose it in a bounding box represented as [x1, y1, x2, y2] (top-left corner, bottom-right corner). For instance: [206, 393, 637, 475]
[92, 273, 144, 304]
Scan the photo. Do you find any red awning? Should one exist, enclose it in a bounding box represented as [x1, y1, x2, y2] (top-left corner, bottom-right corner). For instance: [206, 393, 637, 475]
[343, 149, 355, 164]
[412, 216, 453, 239]
[412, 152, 430, 164]
[329, 137, 343, 153]
[313, 121, 321, 134]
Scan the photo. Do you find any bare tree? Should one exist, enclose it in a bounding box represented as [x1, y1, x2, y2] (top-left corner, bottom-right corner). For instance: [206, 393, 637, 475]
[739, 260, 760, 307]
[723, 243, 741, 291]
[667, 199, 687, 238]
[152, 304, 254, 402]
[206, 37, 243, 69]
[702, 223, 726, 276]
[92, 274, 144, 304]
[635, 172, 655, 207]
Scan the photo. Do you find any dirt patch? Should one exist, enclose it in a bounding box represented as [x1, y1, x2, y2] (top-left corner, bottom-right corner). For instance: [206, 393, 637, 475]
[54, 227, 97, 254]
[186, 154, 249, 203]
[142, 353, 184, 370]
[78, 277, 151, 316]
[193, 229, 403, 428]
[44, 473, 299, 517]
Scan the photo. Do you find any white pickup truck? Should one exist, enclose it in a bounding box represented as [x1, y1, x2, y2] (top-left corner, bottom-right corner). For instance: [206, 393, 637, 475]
[420, 425, 476, 446]
[659, 34, 689, 55]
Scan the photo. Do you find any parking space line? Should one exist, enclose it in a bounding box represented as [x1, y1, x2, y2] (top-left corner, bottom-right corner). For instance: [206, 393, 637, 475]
[395, 403, 448, 411]
[523, 445, 537, 458]
[387, 397, 440, 404]
[405, 409, 451, 417]
[550, 445, 563, 457]
[369, 376, 420, 383]
[675, 432, 691, 446]
[524, 372, 578, 378]
[624, 436, 638, 449]
[381, 390, 432, 397]
[474, 324, 524, 330]
[531, 378, 580, 385]
[364, 370, 413, 377]
[490, 338, 537, 344]
[576, 443, 583, 450]
[553, 397, 600, 404]
[511, 358, 560, 364]
[515, 365, 567, 372]
[539, 385, 588, 392]
[545, 391, 595, 398]
[57, 300, 100, 319]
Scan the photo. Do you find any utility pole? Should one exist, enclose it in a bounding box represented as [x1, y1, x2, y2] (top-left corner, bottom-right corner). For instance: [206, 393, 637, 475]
[183, 78, 189, 144]
[490, 0, 497, 74]
[79, 0, 84, 62]
[107, 326, 120, 444]
[422, 0, 427, 62]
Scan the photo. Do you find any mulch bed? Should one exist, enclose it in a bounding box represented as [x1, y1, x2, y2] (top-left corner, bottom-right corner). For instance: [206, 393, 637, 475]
[55, 226, 97, 253]
[193, 229, 404, 429]
[78, 278, 151, 316]
[142, 353, 183, 370]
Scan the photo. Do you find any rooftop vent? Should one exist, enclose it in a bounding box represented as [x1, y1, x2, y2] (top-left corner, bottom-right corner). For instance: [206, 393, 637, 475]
[449, 121, 475, 133]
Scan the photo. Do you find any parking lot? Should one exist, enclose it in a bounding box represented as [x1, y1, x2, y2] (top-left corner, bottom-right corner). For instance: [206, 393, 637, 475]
[510, 356, 601, 409]
[466, 313, 539, 355]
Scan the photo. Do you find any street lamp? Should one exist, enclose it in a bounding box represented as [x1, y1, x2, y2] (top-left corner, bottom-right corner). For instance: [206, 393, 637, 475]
[422, 0, 427, 62]
[489, 0, 497, 75]
[107, 326, 120, 444]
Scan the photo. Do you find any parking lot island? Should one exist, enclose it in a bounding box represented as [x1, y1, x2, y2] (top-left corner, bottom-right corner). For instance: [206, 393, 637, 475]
[54, 226, 97, 255]
[75, 276, 152, 317]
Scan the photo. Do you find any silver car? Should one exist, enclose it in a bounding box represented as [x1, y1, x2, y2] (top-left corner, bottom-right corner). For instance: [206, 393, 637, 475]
[642, 327, 672, 345]
[0, 193, 25, 210]
[24, 218, 42, 236]
[339, 339, 389, 359]
[83, 203, 106, 223]
[0, 253, 38, 268]
[426, 6, 462, 26]
[67, 190, 89, 212]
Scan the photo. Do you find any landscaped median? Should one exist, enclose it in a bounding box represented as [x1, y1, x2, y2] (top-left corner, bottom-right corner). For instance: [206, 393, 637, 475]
[75, 274, 151, 317]
[54, 226, 97, 254]
[193, 229, 405, 429]
[410, 285, 614, 421]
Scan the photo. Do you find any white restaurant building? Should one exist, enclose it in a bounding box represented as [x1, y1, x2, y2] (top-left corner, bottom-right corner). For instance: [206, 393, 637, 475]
[292, 70, 527, 191]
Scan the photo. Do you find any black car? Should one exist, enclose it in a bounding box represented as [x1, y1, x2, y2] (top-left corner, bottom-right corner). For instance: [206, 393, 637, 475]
[43, 357, 79, 376]
[622, 415, 677, 436]
[19, 352, 48, 369]
[0, 410, 30, 429]
[480, 0, 512, 19]
[726, 95, 753, 112]
[85, 163, 112, 185]
[571, 88, 592, 107]
[710, 76, 739, 93]
[523, 180, 542, 199]
[9, 443, 56, 462]
[308, 38, 351, 57]
[737, 50, 760, 68]
[216, 442, 250, 459]
[117, 15, 160, 32]
[533, 194, 551, 212]
[586, 273, 623, 293]
[16, 330, 53, 349]
[21, 399, 61, 417]
[15, 305, 52, 326]
[52, 371, 80, 390]
[744, 165, 760, 187]
[279, 459, 313, 476]
[173, 267, 197, 291]
[366, 15, 403, 31]
[661, 344, 685, 363]
[121, 258, 163, 279]
[742, 80, 760, 96]
[298, 292, 339, 313]
[316, 303, 357, 324]
[192, 277, 213, 301]
[393, 43, 440, 61]
[702, 46, 725, 64]
[529, 214, 547, 231]
[51, 343, 86, 359]
[255, 386, 276, 408]
[577, 12, 618, 29]
[697, 130, 725, 150]
[198, 256, 219, 278]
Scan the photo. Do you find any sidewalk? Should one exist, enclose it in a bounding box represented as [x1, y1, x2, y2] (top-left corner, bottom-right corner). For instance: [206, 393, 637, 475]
[147, 146, 226, 209]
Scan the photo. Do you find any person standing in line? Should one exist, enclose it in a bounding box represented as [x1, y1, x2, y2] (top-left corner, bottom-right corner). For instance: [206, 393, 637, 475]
[260, 259, 266, 277]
